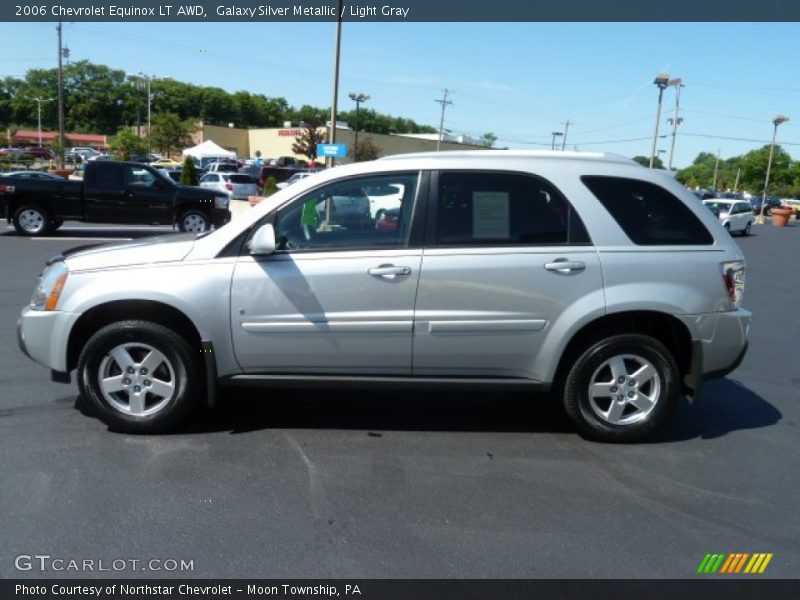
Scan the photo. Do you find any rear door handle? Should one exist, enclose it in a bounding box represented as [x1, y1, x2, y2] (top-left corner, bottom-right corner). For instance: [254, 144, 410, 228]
[368, 264, 411, 279]
[544, 259, 585, 273]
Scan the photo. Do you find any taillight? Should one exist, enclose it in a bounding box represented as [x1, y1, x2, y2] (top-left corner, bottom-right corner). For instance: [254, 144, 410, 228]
[721, 261, 745, 309]
[0, 183, 15, 193]
[225, 183, 233, 191]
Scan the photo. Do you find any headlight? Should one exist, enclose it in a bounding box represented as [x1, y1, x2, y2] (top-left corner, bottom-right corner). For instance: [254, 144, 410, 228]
[215, 196, 229, 209]
[30, 261, 69, 311]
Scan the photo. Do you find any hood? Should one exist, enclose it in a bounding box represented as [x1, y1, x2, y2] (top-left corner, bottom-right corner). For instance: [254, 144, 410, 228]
[61, 233, 198, 272]
[176, 184, 227, 198]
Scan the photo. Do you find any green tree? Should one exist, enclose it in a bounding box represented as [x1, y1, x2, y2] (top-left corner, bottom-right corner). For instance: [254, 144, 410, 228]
[479, 132, 498, 148]
[291, 118, 326, 162]
[262, 176, 277, 196]
[632, 155, 665, 169]
[349, 137, 381, 162]
[109, 128, 147, 160]
[180, 156, 199, 186]
[149, 112, 196, 157]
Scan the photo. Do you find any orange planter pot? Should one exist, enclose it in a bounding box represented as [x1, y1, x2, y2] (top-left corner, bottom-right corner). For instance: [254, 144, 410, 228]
[771, 207, 793, 227]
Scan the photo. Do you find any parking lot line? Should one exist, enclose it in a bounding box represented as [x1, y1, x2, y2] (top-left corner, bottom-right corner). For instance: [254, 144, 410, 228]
[29, 237, 133, 241]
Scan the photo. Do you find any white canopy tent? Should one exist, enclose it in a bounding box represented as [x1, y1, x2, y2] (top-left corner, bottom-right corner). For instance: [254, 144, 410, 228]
[182, 139, 236, 159]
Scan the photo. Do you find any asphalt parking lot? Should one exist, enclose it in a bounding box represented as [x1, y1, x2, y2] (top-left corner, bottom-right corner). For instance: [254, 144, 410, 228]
[0, 220, 798, 579]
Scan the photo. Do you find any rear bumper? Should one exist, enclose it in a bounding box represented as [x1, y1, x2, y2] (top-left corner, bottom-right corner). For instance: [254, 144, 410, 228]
[678, 308, 751, 400]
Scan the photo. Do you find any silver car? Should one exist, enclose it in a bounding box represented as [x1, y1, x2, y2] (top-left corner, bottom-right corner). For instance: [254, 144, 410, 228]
[17, 151, 751, 441]
[200, 173, 258, 199]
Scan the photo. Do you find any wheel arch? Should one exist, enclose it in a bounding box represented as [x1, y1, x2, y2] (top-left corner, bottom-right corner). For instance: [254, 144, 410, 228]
[67, 300, 203, 372]
[553, 310, 693, 394]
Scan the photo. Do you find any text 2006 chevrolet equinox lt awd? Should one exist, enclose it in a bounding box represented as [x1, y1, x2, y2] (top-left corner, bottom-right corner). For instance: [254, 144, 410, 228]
[17, 151, 750, 442]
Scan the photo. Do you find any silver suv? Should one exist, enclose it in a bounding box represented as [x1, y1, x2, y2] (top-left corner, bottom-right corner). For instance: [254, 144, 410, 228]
[17, 151, 750, 442]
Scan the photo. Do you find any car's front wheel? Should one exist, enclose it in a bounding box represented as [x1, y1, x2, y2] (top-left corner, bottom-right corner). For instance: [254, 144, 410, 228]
[562, 333, 679, 442]
[742, 221, 752, 236]
[77, 320, 201, 433]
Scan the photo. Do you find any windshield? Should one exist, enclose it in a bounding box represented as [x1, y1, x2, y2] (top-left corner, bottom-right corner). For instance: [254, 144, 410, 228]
[703, 201, 731, 214]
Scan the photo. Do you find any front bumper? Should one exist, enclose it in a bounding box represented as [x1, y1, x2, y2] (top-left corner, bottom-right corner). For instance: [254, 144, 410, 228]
[678, 308, 751, 400]
[17, 307, 79, 373]
[212, 207, 231, 228]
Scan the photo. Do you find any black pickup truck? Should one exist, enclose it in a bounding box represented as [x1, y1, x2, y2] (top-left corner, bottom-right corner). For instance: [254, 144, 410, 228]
[0, 161, 231, 236]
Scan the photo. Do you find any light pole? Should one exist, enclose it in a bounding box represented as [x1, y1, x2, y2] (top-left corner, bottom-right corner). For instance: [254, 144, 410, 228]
[328, 0, 344, 168]
[666, 78, 683, 170]
[348, 92, 369, 162]
[32, 97, 54, 147]
[649, 73, 670, 168]
[757, 115, 790, 224]
[551, 131, 563, 150]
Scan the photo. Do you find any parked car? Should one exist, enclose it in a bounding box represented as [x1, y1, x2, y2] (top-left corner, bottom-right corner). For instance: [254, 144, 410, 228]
[16, 151, 750, 442]
[365, 182, 404, 219]
[21, 147, 54, 159]
[780, 198, 800, 216]
[239, 165, 308, 188]
[205, 161, 240, 174]
[702, 200, 754, 236]
[200, 172, 259, 200]
[275, 171, 315, 189]
[150, 158, 183, 169]
[750, 195, 782, 215]
[0, 170, 64, 180]
[66, 147, 100, 162]
[0, 160, 230, 235]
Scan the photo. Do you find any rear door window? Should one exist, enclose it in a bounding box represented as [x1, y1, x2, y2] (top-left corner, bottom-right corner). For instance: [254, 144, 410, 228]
[582, 176, 713, 245]
[434, 171, 590, 246]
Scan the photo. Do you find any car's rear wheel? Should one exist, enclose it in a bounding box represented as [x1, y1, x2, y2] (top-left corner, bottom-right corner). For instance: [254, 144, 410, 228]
[13, 204, 51, 236]
[562, 333, 679, 442]
[178, 210, 210, 233]
[724, 222, 731, 234]
[77, 320, 201, 433]
[742, 221, 752, 236]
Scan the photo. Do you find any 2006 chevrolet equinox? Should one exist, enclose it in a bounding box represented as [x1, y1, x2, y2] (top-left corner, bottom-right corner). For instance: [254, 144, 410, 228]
[17, 151, 750, 442]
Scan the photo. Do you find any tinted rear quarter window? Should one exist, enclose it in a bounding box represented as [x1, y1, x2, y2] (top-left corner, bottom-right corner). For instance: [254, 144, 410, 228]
[582, 176, 713, 245]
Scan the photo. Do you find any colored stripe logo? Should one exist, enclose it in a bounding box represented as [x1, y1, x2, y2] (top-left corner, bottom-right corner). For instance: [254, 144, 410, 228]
[696, 553, 773, 574]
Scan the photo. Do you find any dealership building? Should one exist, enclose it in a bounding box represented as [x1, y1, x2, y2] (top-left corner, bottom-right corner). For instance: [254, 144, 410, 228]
[191, 122, 485, 162]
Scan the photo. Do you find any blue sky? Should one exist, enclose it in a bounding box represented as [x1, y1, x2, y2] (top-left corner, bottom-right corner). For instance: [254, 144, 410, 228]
[2, 21, 800, 168]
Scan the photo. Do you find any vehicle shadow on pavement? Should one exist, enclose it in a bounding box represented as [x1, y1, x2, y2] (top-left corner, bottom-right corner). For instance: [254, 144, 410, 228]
[1, 229, 176, 239]
[177, 388, 577, 436]
[647, 378, 781, 443]
[77, 376, 774, 440]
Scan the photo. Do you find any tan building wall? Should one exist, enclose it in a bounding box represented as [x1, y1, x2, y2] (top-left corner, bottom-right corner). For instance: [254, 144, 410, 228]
[247, 126, 483, 162]
[188, 124, 483, 162]
[191, 123, 250, 157]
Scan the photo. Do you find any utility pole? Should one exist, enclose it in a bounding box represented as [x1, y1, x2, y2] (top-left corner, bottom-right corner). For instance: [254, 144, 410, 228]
[435, 88, 453, 151]
[56, 21, 65, 168]
[712, 148, 720, 192]
[551, 131, 563, 150]
[328, 0, 344, 168]
[667, 80, 684, 170]
[561, 119, 571, 150]
[733, 168, 741, 193]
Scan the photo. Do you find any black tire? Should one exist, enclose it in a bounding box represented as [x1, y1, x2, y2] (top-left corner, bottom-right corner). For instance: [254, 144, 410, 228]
[77, 320, 201, 433]
[177, 209, 210, 233]
[375, 208, 386, 221]
[50, 218, 64, 231]
[562, 333, 680, 443]
[742, 221, 751, 236]
[723, 222, 731, 234]
[12, 204, 51, 236]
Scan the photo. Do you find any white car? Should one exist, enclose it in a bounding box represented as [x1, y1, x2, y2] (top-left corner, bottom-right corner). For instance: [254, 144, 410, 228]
[276, 172, 314, 190]
[366, 182, 404, 219]
[199, 173, 258, 200]
[702, 200, 754, 236]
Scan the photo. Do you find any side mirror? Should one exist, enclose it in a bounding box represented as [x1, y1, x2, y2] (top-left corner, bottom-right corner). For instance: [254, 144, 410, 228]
[250, 223, 277, 255]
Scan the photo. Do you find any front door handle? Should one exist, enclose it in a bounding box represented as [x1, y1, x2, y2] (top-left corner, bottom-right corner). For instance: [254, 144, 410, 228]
[368, 264, 411, 279]
[544, 259, 585, 273]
